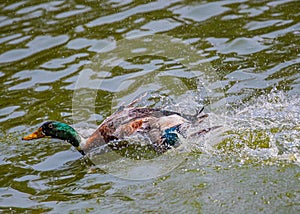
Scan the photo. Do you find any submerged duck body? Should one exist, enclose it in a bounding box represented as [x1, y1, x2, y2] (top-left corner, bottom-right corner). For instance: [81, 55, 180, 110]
[83, 107, 188, 153]
[22, 104, 214, 155]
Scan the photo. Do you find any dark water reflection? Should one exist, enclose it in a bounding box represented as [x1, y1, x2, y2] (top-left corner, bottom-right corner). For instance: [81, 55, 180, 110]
[0, 0, 299, 213]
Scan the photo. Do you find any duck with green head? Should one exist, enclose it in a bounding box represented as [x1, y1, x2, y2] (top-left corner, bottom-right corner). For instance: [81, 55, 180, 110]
[23, 121, 85, 155]
[22, 104, 218, 156]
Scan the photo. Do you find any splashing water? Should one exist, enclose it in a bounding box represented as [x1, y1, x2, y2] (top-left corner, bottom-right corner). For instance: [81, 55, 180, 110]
[209, 90, 300, 165]
[75, 89, 299, 180]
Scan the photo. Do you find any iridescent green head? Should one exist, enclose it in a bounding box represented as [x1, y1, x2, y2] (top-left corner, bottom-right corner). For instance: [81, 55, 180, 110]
[22, 121, 85, 155]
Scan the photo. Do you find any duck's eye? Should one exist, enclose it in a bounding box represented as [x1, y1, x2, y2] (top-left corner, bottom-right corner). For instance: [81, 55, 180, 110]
[48, 124, 53, 129]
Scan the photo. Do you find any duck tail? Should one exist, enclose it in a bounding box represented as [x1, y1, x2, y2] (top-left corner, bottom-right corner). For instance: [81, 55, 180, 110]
[182, 106, 208, 124]
[181, 106, 222, 137]
[188, 125, 222, 138]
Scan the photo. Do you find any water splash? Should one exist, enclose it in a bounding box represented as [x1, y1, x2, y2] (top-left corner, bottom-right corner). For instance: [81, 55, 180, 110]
[211, 90, 300, 165]
[75, 89, 299, 179]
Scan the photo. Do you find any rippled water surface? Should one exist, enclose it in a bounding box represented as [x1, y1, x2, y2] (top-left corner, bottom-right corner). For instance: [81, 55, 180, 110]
[0, 0, 299, 213]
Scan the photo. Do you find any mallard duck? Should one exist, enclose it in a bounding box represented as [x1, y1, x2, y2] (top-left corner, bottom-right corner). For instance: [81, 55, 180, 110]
[22, 101, 218, 156]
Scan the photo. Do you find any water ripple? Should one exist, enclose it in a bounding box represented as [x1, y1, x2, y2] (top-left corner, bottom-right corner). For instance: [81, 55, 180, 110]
[0, 35, 69, 63]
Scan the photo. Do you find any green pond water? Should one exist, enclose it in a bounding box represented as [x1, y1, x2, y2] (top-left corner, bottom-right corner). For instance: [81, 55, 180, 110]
[0, 0, 299, 213]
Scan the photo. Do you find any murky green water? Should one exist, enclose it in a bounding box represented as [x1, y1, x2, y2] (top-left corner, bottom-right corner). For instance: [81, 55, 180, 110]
[0, 0, 299, 213]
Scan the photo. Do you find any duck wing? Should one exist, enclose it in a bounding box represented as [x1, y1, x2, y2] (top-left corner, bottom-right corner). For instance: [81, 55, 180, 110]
[83, 107, 187, 151]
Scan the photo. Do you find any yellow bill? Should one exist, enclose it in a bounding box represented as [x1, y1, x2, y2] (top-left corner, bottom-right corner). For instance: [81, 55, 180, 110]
[22, 127, 45, 140]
